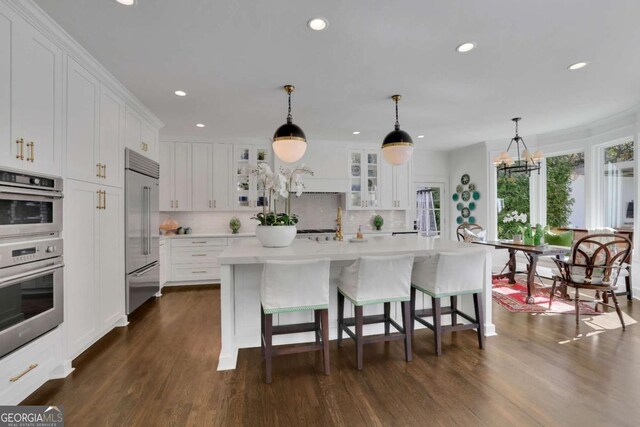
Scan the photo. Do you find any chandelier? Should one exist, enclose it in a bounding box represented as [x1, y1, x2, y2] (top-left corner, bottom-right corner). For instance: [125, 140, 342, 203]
[494, 117, 543, 176]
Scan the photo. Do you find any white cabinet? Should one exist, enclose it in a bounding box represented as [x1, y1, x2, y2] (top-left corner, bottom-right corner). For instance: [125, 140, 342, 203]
[160, 142, 192, 211]
[0, 9, 62, 175]
[159, 239, 167, 287]
[168, 238, 227, 282]
[344, 149, 381, 210]
[65, 180, 124, 360]
[98, 88, 124, 187]
[125, 106, 158, 161]
[192, 143, 232, 211]
[381, 160, 411, 210]
[233, 145, 271, 210]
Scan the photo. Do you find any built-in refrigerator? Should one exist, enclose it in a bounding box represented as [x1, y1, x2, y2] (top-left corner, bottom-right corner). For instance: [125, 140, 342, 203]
[125, 149, 160, 314]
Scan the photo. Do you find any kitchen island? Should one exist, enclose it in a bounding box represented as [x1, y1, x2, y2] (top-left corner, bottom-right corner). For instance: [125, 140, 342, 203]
[217, 235, 495, 370]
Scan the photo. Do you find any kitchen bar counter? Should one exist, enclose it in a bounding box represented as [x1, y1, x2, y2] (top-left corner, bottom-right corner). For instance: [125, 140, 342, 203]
[217, 235, 495, 370]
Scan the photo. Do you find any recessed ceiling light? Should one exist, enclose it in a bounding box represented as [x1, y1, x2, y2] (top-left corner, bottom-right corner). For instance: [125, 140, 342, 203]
[352, 131, 360, 135]
[455, 42, 476, 53]
[115, 0, 136, 5]
[417, 135, 425, 139]
[567, 61, 589, 71]
[307, 18, 328, 31]
[196, 123, 205, 128]
[174, 90, 187, 97]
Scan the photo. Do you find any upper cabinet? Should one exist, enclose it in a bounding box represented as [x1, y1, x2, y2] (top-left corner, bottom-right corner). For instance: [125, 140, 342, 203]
[160, 142, 192, 211]
[98, 88, 124, 188]
[233, 145, 270, 210]
[191, 143, 232, 211]
[345, 149, 381, 210]
[125, 106, 158, 162]
[0, 8, 62, 176]
[380, 160, 411, 210]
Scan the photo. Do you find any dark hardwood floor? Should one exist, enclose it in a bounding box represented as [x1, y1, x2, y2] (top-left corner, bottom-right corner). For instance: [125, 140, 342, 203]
[23, 285, 640, 426]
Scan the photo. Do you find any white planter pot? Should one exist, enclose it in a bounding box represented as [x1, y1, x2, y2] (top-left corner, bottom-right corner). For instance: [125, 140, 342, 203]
[255, 225, 297, 248]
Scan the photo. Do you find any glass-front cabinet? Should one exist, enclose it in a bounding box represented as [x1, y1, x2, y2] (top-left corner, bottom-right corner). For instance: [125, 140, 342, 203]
[346, 149, 380, 210]
[233, 145, 270, 210]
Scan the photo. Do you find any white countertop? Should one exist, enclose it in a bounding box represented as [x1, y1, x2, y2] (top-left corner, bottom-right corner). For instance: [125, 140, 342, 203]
[217, 235, 490, 265]
[160, 232, 256, 240]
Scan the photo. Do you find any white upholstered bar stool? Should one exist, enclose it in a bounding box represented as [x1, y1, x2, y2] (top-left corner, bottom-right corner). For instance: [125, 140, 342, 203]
[337, 254, 415, 370]
[410, 251, 485, 356]
[261, 258, 331, 384]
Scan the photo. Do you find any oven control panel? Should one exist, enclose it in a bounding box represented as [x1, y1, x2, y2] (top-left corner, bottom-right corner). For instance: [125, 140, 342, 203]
[0, 237, 63, 268]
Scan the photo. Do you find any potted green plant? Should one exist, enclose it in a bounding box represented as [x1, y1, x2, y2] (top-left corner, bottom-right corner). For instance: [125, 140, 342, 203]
[229, 217, 241, 234]
[250, 163, 313, 247]
[373, 215, 384, 231]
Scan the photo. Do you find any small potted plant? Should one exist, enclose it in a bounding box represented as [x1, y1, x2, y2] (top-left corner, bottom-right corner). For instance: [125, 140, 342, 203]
[373, 215, 384, 231]
[229, 217, 241, 234]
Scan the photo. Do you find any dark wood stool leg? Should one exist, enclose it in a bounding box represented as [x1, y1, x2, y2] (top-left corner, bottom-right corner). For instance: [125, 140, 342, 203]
[473, 292, 485, 350]
[610, 291, 626, 331]
[320, 309, 330, 375]
[261, 306, 265, 359]
[355, 305, 364, 370]
[432, 297, 442, 356]
[410, 287, 416, 336]
[337, 291, 344, 347]
[264, 313, 273, 384]
[574, 288, 580, 326]
[626, 274, 633, 300]
[384, 302, 391, 336]
[314, 310, 321, 344]
[401, 301, 412, 362]
[450, 295, 458, 326]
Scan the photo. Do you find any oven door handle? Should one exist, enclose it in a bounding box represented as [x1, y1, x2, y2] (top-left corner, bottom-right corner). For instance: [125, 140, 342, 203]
[0, 187, 64, 199]
[0, 263, 64, 288]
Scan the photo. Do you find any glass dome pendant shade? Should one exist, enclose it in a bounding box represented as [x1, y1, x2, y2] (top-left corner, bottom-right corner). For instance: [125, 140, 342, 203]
[272, 85, 307, 163]
[382, 95, 414, 165]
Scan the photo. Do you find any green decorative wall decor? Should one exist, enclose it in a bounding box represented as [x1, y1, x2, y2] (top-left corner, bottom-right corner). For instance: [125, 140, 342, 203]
[453, 174, 480, 226]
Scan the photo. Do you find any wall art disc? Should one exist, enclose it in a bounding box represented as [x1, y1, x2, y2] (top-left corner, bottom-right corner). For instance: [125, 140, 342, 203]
[472, 191, 480, 200]
[456, 202, 463, 211]
[456, 216, 463, 224]
[469, 202, 476, 211]
[456, 184, 464, 193]
[461, 174, 470, 185]
[452, 193, 459, 201]
[461, 190, 471, 201]
[461, 207, 471, 218]
[469, 216, 476, 224]
[468, 183, 476, 191]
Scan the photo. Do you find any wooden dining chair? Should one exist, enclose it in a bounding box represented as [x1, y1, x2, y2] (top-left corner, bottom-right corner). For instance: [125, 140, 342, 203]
[549, 233, 631, 329]
[456, 223, 484, 242]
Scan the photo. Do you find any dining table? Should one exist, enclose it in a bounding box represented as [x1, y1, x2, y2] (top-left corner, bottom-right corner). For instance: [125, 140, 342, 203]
[473, 241, 568, 304]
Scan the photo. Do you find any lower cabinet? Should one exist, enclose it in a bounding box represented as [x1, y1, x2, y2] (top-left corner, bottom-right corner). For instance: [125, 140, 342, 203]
[167, 238, 227, 283]
[64, 179, 125, 361]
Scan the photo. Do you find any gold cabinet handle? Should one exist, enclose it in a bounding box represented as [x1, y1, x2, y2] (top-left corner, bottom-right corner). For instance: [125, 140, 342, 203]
[214, 200, 216, 209]
[26, 141, 34, 162]
[102, 191, 106, 210]
[96, 190, 101, 209]
[97, 163, 102, 178]
[170, 200, 174, 209]
[16, 138, 24, 160]
[102, 164, 107, 179]
[209, 200, 212, 208]
[176, 199, 179, 209]
[10, 364, 38, 382]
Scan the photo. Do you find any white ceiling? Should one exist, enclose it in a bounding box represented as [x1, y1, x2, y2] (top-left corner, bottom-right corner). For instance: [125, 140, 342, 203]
[35, 0, 640, 150]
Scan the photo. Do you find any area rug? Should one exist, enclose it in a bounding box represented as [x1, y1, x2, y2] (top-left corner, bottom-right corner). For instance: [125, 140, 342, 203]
[492, 279, 599, 315]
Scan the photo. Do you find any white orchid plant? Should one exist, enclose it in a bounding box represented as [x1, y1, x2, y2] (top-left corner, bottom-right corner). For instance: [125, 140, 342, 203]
[247, 163, 314, 226]
[501, 210, 528, 237]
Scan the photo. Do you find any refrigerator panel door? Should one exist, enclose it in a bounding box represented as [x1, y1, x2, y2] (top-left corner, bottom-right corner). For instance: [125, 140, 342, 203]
[126, 170, 154, 273]
[126, 262, 159, 314]
[148, 180, 160, 264]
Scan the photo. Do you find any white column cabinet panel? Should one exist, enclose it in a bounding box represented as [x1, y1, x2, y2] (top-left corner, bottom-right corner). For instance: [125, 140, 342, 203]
[66, 58, 99, 183]
[98, 186, 125, 330]
[160, 142, 192, 211]
[212, 143, 231, 210]
[11, 16, 62, 175]
[125, 106, 143, 155]
[99, 88, 124, 188]
[141, 122, 158, 161]
[192, 143, 213, 211]
[159, 143, 174, 211]
[0, 10, 10, 165]
[64, 180, 99, 358]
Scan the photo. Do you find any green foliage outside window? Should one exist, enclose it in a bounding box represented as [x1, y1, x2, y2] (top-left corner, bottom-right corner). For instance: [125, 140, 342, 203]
[497, 174, 530, 239]
[546, 153, 583, 228]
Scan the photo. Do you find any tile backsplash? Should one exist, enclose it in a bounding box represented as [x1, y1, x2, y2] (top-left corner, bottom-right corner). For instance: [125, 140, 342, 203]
[160, 194, 408, 234]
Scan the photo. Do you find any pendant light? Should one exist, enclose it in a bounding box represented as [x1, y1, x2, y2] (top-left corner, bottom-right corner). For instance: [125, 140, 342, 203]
[494, 117, 544, 176]
[382, 95, 414, 165]
[272, 85, 307, 163]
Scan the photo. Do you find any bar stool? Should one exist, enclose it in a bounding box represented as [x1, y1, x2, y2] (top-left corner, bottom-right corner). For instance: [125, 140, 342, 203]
[410, 251, 485, 356]
[337, 254, 415, 370]
[261, 258, 331, 384]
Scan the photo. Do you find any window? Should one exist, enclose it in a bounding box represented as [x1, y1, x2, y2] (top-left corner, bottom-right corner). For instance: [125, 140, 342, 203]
[416, 187, 440, 236]
[546, 152, 585, 228]
[497, 174, 530, 239]
[602, 140, 634, 229]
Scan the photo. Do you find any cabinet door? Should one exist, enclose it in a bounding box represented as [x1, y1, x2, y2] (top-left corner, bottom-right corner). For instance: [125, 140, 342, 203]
[66, 58, 98, 183]
[12, 20, 62, 175]
[233, 146, 252, 209]
[394, 161, 410, 210]
[173, 143, 192, 210]
[364, 150, 380, 209]
[212, 144, 231, 210]
[64, 180, 99, 359]
[99, 187, 124, 330]
[0, 10, 10, 166]
[99, 88, 123, 188]
[380, 159, 394, 210]
[141, 121, 157, 161]
[159, 143, 174, 211]
[192, 143, 213, 211]
[346, 151, 363, 209]
[124, 106, 142, 154]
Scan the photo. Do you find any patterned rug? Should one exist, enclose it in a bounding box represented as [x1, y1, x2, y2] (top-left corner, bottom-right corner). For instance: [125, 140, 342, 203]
[492, 279, 599, 315]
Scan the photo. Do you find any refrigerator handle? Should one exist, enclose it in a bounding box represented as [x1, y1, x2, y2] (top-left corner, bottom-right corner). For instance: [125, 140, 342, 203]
[143, 186, 149, 256]
[147, 186, 152, 256]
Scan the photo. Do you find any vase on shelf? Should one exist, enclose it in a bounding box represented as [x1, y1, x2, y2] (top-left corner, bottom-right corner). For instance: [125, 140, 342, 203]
[255, 225, 297, 248]
[512, 233, 523, 244]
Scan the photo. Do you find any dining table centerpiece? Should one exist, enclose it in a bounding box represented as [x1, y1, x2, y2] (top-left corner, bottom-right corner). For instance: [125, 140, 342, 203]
[250, 163, 313, 247]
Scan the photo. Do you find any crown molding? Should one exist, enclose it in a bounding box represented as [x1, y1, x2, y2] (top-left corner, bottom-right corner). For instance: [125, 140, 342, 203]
[2, 0, 164, 129]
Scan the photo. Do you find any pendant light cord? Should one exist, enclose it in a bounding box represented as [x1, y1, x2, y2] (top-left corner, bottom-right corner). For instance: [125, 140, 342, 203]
[287, 91, 293, 124]
[395, 98, 400, 130]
